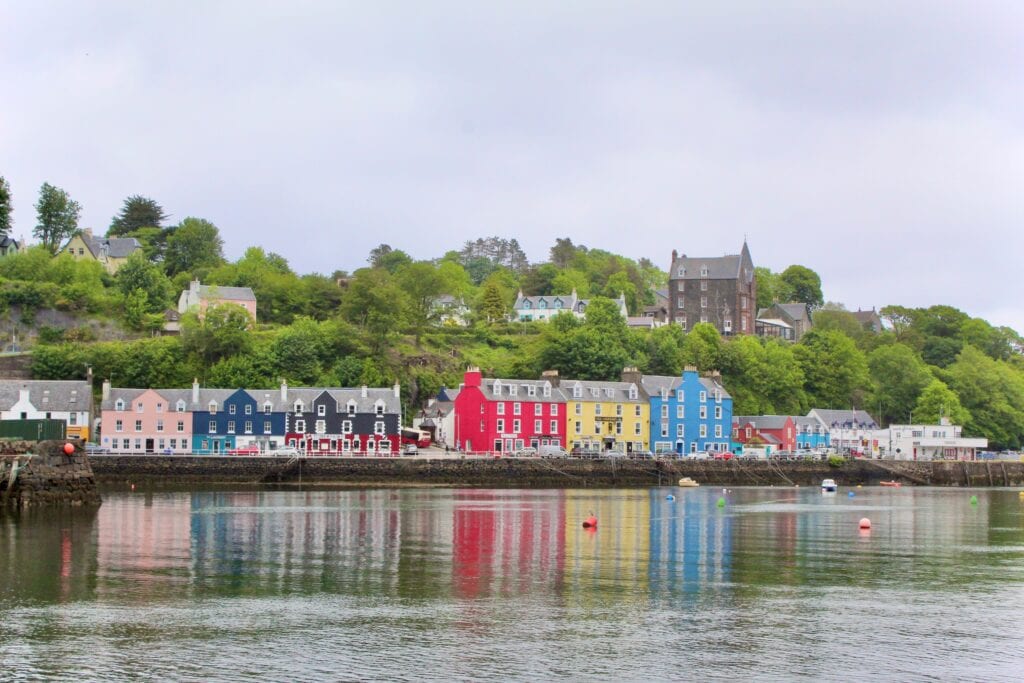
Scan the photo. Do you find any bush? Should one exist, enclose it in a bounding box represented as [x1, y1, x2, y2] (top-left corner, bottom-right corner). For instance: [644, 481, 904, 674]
[827, 455, 845, 468]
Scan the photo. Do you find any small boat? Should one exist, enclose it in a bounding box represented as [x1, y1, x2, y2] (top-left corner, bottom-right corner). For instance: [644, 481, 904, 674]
[879, 480, 902, 488]
[678, 477, 700, 487]
[821, 478, 837, 492]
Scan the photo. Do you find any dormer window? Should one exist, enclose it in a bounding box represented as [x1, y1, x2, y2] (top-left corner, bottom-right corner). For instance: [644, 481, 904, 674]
[347, 400, 356, 416]
[526, 385, 536, 397]
[700, 265, 709, 277]
[523, 300, 532, 309]
[115, 399, 125, 411]
[493, 379, 502, 395]
[510, 385, 518, 397]
[543, 382, 551, 398]
[677, 267, 685, 277]
[661, 388, 669, 400]
[573, 385, 582, 398]
[136, 402, 144, 413]
[263, 401, 272, 414]
[375, 401, 385, 417]
[628, 385, 638, 400]
[539, 300, 547, 309]
[208, 401, 217, 414]
[176, 400, 186, 412]
[605, 388, 614, 398]
[554, 300, 562, 309]
[294, 401, 304, 413]
[590, 387, 599, 397]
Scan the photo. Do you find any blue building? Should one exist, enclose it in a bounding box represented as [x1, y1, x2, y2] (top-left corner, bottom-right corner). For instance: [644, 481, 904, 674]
[190, 387, 289, 453]
[793, 415, 831, 450]
[641, 367, 733, 456]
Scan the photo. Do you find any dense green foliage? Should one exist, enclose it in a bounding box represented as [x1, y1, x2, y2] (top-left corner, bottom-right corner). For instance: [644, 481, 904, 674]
[0, 180, 1020, 447]
[0, 176, 11, 238]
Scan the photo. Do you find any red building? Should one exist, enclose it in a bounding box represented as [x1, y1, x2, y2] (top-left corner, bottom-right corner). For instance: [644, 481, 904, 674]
[732, 415, 796, 452]
[453, 368, 567, 454]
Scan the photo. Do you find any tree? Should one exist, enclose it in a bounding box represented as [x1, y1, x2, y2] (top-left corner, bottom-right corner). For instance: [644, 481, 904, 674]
[913, 379, 970, 426]
[778, 265, 824, 308]
[680, 323, 722, 372]
[163, 217, 225, 276]
[396, 262, 446, 339]
[946, 345, 1024, 448]
[180, 304, 253, 366]
[645, 324, 684, 377]
[341, 268, 408, 353]
[550, 237, 578, 268]
[867, 343, 932, 424]
[793, 329, 870, 408]
[115, 251, 173, 314]
[34, 182, 81, 253]
[271, 317, 329, 385]
[476, 277, 510, 323]
[755, 267, 782, 309]
[0, 175, 12, 238]
[108, 195, 168, 236]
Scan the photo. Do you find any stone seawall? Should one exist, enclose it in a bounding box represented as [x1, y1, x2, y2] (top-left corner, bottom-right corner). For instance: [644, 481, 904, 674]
[1, 440, 102, 509]
[88, 455, 1024, 488]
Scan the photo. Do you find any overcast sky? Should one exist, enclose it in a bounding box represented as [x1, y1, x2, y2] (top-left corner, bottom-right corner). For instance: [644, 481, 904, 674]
[2, 2, 1021, 331]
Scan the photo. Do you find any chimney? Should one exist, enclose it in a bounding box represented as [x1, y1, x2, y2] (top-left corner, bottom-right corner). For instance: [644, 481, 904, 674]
[86, 365, 93, 384]
[191, 279, 201, 294]
[102, 379, 111, 401]
[361, 385, 368, 398]
[192, 378, 200, 404]
[83, 227, 93, 238]
[279, 379, 288, 402]
[541, 369, 560, 387]
[19, 385, 29, 403]
[621, 366, 642, 385]
[672, 249, 678, 262]
[393, 381, 400, 398]
[464, 366, 483, 389]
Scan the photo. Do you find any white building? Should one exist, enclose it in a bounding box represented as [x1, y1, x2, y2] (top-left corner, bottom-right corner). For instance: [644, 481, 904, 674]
[0, 380, 93, 440]
[513, 289, 628, 322]
[807, 408, 879, 456]
[873, 419, 987, 461]
[412, 388, 459, 447]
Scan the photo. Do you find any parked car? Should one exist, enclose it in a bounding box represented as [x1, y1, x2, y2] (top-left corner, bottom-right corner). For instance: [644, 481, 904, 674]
[85, 444, 110, 455]
[538, 446, 568, 458]
[227, 445, 261, 456]
[515, 447, 537, 457]
[402, 444, 419, 455]
[272, 446, 300, 457]
[711, 452, 734, 461]
[691, 451, 711, 460]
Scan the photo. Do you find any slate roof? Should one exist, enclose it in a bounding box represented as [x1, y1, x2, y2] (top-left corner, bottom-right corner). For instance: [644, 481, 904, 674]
[639, 375, 683, 396]
[0, 380, 91, 412]
[792, 416, 827, 431]
[102, 385, 401, 413]
[757, 303, 811, 323]
[670, 254, 742, 280]
[77, 233, 141, 259]
[513, 291, 578, 312]
[482, 378, 566, 403]
[733, 415, 791, 430]
[565, 379, 646, 403]
[195, 284, 256, 302]
[809, 409, 878, 429]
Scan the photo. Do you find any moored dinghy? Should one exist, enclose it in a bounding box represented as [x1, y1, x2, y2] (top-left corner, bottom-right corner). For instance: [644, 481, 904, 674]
[821, 478, 837, 492]
[678, 477, 700, 487]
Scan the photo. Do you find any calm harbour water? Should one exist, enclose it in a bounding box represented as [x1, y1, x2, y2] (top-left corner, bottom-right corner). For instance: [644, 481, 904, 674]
[2, 485, 1024, 682]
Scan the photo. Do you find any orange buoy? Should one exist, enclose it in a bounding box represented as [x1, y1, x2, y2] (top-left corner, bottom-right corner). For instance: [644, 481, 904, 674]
[859, 517, 871, 529]
[582, 516, 598, 529]
[63, 443, 74, 455]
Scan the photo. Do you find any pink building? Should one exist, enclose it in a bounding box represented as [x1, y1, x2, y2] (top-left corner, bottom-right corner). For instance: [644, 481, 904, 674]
[177, 280, 257, 322]
[99, 382, 196, 454]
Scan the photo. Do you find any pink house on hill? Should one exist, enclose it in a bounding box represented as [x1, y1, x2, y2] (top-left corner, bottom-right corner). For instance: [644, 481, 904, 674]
[178, 280, 257, 322]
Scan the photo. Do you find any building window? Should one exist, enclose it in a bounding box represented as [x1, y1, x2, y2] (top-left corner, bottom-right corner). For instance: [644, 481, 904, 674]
[700, 265, 708, 277]
[497, 402, 505, 415]
[676, 424, 684, 437]
[375, 421, 385, 435]
[115, 399, 125, 411]
[209, 401, 218, 414]
[513, 419, 521, 432]
[317, 404, 326, 416]
[123, 438, 130, 450]
[677, 405, 684, 419]
[724, 320, 732, 332]
[595, 404, 603, 416]
[700, 425, 707, 438]
[227, 421, 235, 434]
[635, 405, 641, 417]
[264, 421, 272, 434]
[136, 402, 144, 413]
[264, 402, 273, 414]
[715, 406, 722, 419]
[677, 267, 685, 277]
[375, 404, 384, 417]
[616, 404, 622, 416]
[156, 420, 164, 432]
[534, 404, 542, 416]
[700, 296, 708, 308]
[155, 402, 163, 413]
[315, 420, 326, 434]
[527, 385, 536, 397]
[134, 420, 142, 432]
[700, 406, 707, 419]
[661, 424, 669, 437]
[550, 420, 558, 434]
[700, 391, 707, 403]
[575, 403, 582, 415]
[245, 421, 253, 434]
[294, 401, 304, 413]
[634, 423, 642, 435]
[342, 420, 352, 434]
[550, 404, 558, 416]
[575, 421, 582, 434]
[115, 419, 123, 432]
[245, 405, 252, 415]
[661, 405, 668, 418]
[700, 280, 708, 291]
[209, 421, 217, 433]
[715, 425, 723, 438]
[497, 419, 505, 432]
[677, 281, 684, 292]
[534, 420, 542, 432]
[296, 420, 305, 434]
[177, 420, 184, 432]
[676, 299, 684, 309]
[229, 404, 236, 415]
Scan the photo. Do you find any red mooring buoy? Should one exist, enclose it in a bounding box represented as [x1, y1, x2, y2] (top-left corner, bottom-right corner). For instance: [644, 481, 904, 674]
[63, 443, 74, 455]
[582, 516, 598, 529]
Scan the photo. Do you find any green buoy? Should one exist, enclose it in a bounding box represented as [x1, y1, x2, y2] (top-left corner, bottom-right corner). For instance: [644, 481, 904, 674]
[970, 495, 978, 505]
[717, 497, 726, 508]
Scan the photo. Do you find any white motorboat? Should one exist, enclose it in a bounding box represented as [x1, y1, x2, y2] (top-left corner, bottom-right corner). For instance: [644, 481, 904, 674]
[821, 478, 837, 492]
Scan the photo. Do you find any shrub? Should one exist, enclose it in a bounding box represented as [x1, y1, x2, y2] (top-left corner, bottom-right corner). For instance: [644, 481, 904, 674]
[828, 455, 845, 468]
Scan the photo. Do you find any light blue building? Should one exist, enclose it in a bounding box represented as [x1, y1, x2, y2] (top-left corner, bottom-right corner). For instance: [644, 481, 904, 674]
[793, 415, 831, 450]
[642, 368, 733, 456]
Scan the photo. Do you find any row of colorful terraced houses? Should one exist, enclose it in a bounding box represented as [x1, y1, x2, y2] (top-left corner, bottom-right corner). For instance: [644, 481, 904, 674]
[425, 367, 838, 456]
[0, 374, 871, 456]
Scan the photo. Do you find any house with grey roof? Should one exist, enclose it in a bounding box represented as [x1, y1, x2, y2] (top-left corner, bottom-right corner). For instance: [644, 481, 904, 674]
[178, 280, 258, 322]
[851, 308, 883, 333]
[0, 236, 23, 257]
[513, 289, 628, 322]
[807, 408, 879, 456]
[0, 379, 93, 440]
[60, 228, 143, 274]
[757, 302, 813, 340]
[667, 241, 756, 336]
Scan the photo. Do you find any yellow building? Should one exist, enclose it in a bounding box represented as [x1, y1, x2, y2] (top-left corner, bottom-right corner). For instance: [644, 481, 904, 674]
[61, 229, 142, 274]
[565, 372, 649, 455]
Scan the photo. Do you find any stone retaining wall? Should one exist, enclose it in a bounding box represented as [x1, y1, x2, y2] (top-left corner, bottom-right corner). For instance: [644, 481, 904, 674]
[88, 455, 1024, 488]
[1, 440, 102, 509]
